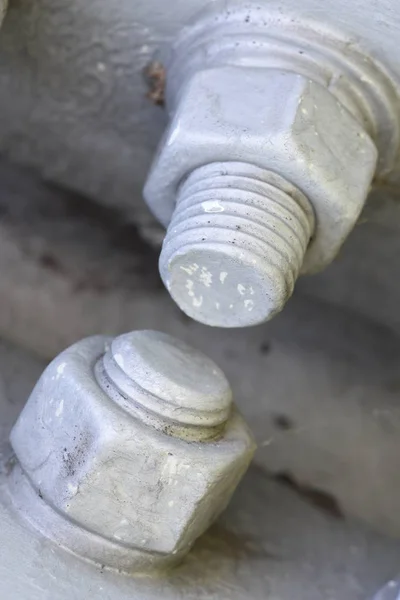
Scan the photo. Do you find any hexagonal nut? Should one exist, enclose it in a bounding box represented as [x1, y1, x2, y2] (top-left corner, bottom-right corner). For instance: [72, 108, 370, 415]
[10, 335, 255, 559]
[144, 66, 378, 272]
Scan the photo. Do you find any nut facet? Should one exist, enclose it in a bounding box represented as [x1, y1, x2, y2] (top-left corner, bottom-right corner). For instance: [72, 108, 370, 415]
[9, 331, 255, 573]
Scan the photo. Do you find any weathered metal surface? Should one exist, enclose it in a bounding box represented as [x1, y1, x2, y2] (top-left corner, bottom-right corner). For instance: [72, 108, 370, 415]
[144, 1, 392, 325]
[0, 337, 400, 598]
[9, 331, 255, 572]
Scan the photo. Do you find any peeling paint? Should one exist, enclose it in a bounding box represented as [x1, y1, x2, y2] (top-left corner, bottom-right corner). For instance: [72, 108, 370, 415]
[244, 299, 254, 311]
[202, 200, 224, 213]
[193, 295, 203, 307]
[55, 398, 64, 417]
[199, 267, 212, 287]
[180, 263, 199, 275]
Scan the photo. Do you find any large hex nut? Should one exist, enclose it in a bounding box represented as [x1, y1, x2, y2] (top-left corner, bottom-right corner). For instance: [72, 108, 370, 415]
[9, 333, 255, 571]
[144, 66, 377, 272]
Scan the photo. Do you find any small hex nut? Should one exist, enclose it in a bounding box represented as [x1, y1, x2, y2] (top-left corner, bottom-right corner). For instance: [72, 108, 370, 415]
[10, 334, 255, 561]
[144, 66, 378, 272]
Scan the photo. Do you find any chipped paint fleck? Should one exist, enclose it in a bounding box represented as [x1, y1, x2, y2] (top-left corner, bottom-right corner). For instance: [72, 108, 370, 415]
[55, 398, 64, 417]
[67, 482, 78, 495]
[199, 266, 212, 287]
[56, 363, 66, 378]
[186, 279, 194, 297]
[244, 299, 254, 311]
[193, 295, 203, 307]
[186, 279, 203, 307]
[180, 263, 199, 276]
[202, 200, 224, 213]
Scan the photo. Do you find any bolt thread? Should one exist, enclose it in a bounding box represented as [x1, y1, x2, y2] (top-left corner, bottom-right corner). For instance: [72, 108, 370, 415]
[94, 331, 232, 441]
[160, 162, 315, 326]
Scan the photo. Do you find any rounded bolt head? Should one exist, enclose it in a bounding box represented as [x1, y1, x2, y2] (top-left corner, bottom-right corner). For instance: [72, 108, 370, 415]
[108, 330, 232, 425]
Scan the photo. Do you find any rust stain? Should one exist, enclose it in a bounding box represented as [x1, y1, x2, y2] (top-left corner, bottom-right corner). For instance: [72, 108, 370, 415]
[144, 61, 166, 107]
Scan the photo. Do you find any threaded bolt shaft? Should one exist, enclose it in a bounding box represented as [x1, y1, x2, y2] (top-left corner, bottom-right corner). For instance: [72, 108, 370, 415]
[159, 162, 315, 327]
[95, 330, 233, 441]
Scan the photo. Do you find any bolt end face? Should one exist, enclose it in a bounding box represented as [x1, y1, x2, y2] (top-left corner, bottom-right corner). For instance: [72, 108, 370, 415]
[109, 329, 232, 425]
[161, 245, 289, 328]
[160, 162, 314, 327]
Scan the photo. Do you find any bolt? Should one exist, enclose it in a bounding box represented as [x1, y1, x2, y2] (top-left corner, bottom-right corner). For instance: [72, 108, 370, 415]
[9, 331, 255, 573]
[96, 329, 233, 439]
[160, 162, 315, 327]
[143, 2, 398, 328]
